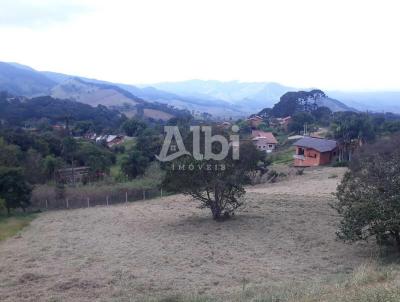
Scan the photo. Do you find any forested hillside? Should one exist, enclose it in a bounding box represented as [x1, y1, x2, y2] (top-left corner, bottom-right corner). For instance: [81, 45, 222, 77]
[0, 92, 124, 131]
[270, 89, 352, 117]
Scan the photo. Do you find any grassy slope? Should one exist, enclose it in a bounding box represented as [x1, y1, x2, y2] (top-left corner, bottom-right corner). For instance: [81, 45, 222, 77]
[0, 213, 36, 242]
[147, 261, 400, 302]
[270, 146, 295, 165]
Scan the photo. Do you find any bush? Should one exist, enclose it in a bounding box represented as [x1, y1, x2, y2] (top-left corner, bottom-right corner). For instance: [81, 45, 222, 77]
[0, 198, 5, 214]
[266, 170, 279, 183]
[333, 134, 400, 250]
[332, 161, 349, 167]
[0, 167, 32, 214]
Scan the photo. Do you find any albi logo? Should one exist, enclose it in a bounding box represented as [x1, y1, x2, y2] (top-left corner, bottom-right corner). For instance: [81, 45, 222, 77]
[156, 126, 240, 162]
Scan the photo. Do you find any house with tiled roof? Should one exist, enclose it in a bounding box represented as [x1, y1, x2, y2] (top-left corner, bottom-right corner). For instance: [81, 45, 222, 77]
[293, 136, 338, 167]
[251, 130, 278, 153]
[247, 116, 263, 128]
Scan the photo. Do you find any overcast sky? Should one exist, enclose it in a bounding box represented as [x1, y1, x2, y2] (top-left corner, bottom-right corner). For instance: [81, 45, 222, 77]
[0, 0, 399, 90]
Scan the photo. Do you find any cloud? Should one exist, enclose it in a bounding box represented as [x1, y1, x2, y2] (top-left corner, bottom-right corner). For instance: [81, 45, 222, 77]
[0, 0, 91, 28]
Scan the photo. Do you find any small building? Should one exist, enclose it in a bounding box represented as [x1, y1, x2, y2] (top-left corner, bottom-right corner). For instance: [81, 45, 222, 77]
[278, 116, 292, 130]
[106, 135, 125, 148]
[56, 167, 90, 184]
[270, 116, 292, 130]
[251, 130, 278, 153]
[94, 135, 125, 148]
[293, 136, 337, 167]
[84, 133, 97, 140]
[247, 116, 263, 128]
[52, 124, 66, 131]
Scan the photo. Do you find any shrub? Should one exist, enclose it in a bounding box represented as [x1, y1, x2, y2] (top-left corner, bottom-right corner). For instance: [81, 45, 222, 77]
[0, 198, 5, 214]
[266, 170, 279, 183]
[333, 134, 400, 250]
[332, 161, 349, 167]
[0, 167, 32, 214]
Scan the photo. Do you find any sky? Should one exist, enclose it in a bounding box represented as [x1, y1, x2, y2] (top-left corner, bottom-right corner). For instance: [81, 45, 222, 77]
[0, 0, 399, 91]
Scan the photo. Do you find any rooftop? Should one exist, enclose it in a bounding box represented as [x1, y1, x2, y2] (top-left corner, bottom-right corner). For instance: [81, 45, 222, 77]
[293, 136, 337, 153]
[251, 130, 278, 144]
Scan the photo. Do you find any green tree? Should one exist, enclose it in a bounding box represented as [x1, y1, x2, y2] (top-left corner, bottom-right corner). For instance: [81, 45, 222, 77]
[122, 118, 147, 137]
[0, 198, 6, 214]
[163, 138, 267, 221]
[331, 112, 375, 161]
[0, 167, 32, 214]
[43, 155, 64, 181]
[236, 120, 252, 137]
[121, 150, 149, 179]
[73, 121, 94, 136]
[62, 137, 78, 162]
[382, 120, 400, 134]
[136, 128, 163, 161]
[288, 112, 315, 134]
[0, 138, 21, 167]
[24, 148, 45, 184]
[333, 134, 400, 250]
[312, 106, 332, 126]
[75, 142, 115, 175]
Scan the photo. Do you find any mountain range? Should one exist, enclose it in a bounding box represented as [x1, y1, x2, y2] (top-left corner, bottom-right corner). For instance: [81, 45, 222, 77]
[0, 61, 399, 117]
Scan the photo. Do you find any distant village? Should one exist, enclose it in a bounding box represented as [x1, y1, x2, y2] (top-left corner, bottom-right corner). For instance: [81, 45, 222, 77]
[220, 115, 341, 168]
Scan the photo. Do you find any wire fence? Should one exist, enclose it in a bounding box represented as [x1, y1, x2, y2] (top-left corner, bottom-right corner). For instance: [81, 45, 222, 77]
[30, 187, 165, 210]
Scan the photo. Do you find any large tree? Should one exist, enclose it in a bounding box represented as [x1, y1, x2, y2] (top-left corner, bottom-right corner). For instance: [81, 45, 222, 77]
[163, 137, 267, 220]
[331, 112, 375, 161]
[136, 128, 163, 161]
[288, 112, 315, 134]
[333, 134, 400, 250]
[122, 118, 147, 137]
[121, 150, 149, 179]
[0, 167, 32, 214]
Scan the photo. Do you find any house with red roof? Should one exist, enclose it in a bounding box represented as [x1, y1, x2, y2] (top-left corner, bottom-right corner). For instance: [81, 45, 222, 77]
[251, 130, 278, 153]
[247, 116, 263, 128]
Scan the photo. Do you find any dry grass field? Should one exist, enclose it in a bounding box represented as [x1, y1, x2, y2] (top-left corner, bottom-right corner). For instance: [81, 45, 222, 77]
[0, 167, 378, 302]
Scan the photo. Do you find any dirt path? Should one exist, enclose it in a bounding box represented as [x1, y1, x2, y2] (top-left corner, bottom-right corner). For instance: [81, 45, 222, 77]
[0, 167, 374, 301]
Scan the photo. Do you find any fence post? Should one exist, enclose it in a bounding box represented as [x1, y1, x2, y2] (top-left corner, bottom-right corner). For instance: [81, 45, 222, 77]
[125, 191, 128, 203]
[160, 188, 163, 198]
[45, 199, 48, 210]
[143, 190, 146, 200]
[66, 198, 69, 209]
[87, 197, 90, 208]
[106, 196, 109, 206]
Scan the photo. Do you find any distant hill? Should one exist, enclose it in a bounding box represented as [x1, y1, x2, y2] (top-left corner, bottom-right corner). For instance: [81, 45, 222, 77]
[0, 62, 55, 96]
[270, 89, 354, 117]
[51, 77, 144, 107]
[328, 91, 400, 113]
[0, 91, 123, 129]
[42, 71, 246, 117]
[0, 62, 189, 122]
[2, 61, 400, 116]
[149, 80, 293, 111]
